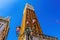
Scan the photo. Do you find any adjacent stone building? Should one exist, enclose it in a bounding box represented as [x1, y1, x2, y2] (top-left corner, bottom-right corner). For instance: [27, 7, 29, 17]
[0, 17, 9, 40]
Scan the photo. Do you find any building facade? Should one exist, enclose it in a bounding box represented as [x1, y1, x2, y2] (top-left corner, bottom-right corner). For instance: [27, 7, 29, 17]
[18, 3, 58, 40]
[0, 17, 9, 40]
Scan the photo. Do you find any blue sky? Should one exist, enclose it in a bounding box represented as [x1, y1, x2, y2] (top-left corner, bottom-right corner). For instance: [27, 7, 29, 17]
[0, 0, 60, 40]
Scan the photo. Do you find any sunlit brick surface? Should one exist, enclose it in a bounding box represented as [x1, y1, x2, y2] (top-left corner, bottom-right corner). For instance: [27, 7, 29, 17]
[18, 3, 58, 40]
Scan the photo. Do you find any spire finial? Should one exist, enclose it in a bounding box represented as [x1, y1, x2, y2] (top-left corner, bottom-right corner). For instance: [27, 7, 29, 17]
[25, 3, 34, 11]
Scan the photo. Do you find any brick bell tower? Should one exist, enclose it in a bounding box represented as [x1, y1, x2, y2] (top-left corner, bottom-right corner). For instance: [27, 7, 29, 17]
[18, 3, 57, 40]
[0, 16, 10, 40]
[18, 3, 43, 40]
